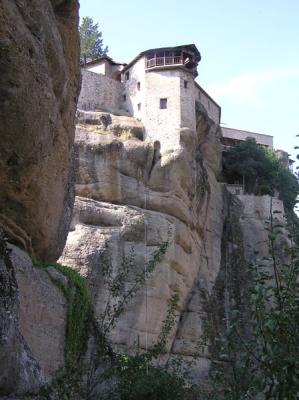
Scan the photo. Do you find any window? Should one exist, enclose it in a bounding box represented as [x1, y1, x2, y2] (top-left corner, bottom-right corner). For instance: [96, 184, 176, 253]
[137, 82, 141, 90]
[137, 103, 141, 111]
[184, 80, 188, 88]
[123, 94, 126, 102]
[125, 71, 130, 80]
[160, 98, 167, 109]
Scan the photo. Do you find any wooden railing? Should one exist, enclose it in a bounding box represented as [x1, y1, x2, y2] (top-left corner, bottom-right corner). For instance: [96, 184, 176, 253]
[146, 55, 183, 69]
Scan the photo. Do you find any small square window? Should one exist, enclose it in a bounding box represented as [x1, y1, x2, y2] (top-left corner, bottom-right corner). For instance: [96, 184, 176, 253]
[184, 80, 188, 88]
[125, 71, 130, 80]
[160, 98, 167, 109]
[123, 94, 126, 102]
[137, 103, 141, 111]
[137, 82, 141, 90]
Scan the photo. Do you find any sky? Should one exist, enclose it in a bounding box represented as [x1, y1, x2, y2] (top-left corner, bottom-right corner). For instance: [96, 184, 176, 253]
[80, 0, 299, 160]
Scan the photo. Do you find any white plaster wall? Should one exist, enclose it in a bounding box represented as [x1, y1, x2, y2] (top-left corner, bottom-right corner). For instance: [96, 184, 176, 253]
[222, 128, 273, 147]
[122, 57, 146, 120]
[123, 63, 197, 151]
[86, 63, 106, 75]
[78, 69, 124, 113]
[143, 69, 182, 151]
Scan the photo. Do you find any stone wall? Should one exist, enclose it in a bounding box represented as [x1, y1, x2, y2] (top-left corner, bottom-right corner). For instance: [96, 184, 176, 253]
[123, 59, 198, 152]
[78, 69, 124, 114]
[180, 70, 196, 131]
[196, 84, 221, 124]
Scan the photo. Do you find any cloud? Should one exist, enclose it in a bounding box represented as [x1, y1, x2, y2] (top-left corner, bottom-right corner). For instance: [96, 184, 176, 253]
[207, 67, 299, 107]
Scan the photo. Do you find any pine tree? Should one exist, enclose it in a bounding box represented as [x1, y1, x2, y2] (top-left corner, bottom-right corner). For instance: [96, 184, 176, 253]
[79, 17, 108, 64]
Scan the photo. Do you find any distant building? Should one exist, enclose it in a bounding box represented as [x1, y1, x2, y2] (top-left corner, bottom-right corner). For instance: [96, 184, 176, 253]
[221, 127, 294, 172]
[221, 127, 273, 149]
[275, 149, 295, 172]
[82, 55, 125, 80]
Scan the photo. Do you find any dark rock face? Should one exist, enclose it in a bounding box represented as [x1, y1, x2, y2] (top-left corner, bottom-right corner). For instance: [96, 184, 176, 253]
[0, 233, 45, 396]
[0, 0, 80, 261]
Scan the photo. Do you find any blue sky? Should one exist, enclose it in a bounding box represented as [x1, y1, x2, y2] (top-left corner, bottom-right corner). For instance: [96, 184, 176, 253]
[80, 0, 299, 159]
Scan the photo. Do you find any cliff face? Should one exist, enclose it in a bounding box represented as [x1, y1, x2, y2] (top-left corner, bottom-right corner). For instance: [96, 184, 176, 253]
[60, 108, 224, 376]
[0, 0, 80, 261]
[0, 4, 290, 390]
[61, 105, 290, 382]
[0, 0, 80, 395]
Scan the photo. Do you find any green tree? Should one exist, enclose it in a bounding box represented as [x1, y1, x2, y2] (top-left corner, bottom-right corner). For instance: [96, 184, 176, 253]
[223, 138, 276, 194]
[79, 17, 108, 64]
[223, 137, 299, 212]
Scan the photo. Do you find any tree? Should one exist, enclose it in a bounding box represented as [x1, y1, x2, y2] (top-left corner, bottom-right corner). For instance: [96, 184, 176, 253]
[79, 17, 108, 64]
[223, 138, 299, 212]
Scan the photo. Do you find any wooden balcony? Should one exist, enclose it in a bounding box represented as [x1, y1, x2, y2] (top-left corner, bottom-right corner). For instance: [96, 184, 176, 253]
[146, 51, 195, 69]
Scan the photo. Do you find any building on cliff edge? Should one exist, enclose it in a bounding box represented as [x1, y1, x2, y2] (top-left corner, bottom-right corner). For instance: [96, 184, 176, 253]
[79, 44, 221, 151]
[78, 43, 294, 173]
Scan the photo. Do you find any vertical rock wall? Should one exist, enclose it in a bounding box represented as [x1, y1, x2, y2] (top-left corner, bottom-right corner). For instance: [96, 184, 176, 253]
[60, 108, 224, 377]
[0, 0, 80, 262]
[0, 0, 80, 395]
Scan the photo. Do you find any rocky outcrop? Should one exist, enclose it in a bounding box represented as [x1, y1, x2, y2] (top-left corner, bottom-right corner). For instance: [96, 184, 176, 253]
[13, 247, 67, 378]
[60, 108, 224, 376]
[60, 106, 291, 383]
[0, 234, 45, 396]
[0, 0, 80, 395]
[0, 0, 80, 262]
[210, 191, 289, 354]
[0, 236, 68, 396]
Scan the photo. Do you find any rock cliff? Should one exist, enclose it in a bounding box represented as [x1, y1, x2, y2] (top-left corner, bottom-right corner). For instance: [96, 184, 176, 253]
[0, 3, 290, 391]
[60, 107, 224, 377]
[0, 0, 80, 262]
[61, 105, 290, 382]
[0, 0, 80, 395]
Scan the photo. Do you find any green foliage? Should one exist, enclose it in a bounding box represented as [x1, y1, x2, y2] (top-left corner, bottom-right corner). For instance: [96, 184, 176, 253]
[223, 137, 299, 212]
[32, 260, 92, 367]
[33, 240, 199, 399]
[51, 263, 92, 367]
[107, 290, 199, 400]
[276, 166, 299, 212]
[31, 261, 93, 399]
[80, 17, 108, 64]
[207, 205, 299, 399]
[108, 355, 197, 400]
[100, 241, 169, 337]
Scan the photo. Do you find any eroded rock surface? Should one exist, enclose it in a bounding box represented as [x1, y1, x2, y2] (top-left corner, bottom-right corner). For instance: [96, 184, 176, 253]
[0, 241, 67, 395]
[0, 0, 80, 261]
[12, 246, 67, 378]
[60, 108, 224, 376]
[0, 235, 45, 396]
[0, 0, 80, 395]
